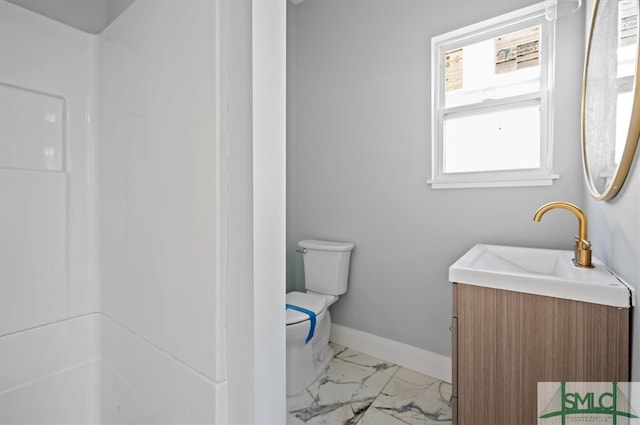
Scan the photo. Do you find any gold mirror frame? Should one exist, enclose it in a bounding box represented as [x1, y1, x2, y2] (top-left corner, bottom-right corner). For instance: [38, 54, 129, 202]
[581, 0, 640, 201]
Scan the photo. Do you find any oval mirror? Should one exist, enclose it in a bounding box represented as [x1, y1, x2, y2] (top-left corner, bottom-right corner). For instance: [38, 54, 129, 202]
[582, 0, 640, 200]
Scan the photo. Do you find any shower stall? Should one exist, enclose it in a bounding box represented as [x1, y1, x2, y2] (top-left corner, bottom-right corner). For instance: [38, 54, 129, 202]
[0, 0, 286, 423]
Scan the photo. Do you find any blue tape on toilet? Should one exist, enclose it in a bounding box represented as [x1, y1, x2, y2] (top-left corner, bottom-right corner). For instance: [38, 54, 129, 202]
[286, 304, 316, 344]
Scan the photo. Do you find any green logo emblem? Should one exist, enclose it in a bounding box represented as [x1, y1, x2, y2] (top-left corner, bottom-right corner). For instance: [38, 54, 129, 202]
[539, 382, 639, 425]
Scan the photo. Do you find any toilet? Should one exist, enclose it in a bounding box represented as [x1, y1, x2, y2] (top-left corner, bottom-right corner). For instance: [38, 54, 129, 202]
[286, 239, 355, 396]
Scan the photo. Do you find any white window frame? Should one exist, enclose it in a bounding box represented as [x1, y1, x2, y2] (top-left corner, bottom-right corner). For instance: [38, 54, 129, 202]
[429, 2, 559, 189]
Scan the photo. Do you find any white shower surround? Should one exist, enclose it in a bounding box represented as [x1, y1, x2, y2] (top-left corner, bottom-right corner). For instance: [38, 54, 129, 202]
[0, 1, 100, 421]
[0, 1, 287, 423]
[0, 315, 101, 423]
[0, 0, 222, 421]
[0, 313, 223, 423]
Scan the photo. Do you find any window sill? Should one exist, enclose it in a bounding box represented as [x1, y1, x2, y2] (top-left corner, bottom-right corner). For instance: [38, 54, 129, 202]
[428, 172, 559, 189]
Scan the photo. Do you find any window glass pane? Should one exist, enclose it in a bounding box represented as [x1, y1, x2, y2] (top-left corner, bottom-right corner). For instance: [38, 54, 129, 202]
[445, 25, 541, 108]
[443, 104, 541, 173]
[618, 0, 639, 78]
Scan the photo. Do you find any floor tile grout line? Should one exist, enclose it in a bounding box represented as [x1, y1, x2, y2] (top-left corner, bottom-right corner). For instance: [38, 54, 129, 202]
[287, 343, 452, 425]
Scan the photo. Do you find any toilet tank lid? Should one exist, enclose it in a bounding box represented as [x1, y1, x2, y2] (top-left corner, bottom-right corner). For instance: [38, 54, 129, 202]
[298, 239, 355, 252]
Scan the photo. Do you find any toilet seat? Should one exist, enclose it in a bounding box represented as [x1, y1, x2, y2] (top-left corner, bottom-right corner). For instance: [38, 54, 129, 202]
[286, 291, 330, 325]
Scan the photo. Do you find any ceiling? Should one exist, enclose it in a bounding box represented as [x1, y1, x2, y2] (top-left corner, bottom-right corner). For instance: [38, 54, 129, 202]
[5, 0, 134, 34]
[6, 0, 304, 34]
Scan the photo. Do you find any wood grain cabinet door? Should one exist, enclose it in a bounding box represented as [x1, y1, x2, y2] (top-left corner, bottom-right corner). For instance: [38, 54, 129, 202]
[453, 283, 629, 425]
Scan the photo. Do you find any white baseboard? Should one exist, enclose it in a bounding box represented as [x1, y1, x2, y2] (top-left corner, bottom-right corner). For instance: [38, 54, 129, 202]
[330, 323, 452, 383]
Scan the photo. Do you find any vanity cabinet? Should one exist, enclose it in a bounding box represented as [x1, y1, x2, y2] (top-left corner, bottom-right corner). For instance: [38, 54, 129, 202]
[451, 283, 630, 425]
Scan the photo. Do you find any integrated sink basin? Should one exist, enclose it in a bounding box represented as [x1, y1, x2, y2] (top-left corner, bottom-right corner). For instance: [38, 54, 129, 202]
[449, 244, 633, 307]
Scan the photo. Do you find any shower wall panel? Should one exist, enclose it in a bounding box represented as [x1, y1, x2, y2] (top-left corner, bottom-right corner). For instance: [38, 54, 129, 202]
[0, 84, 65, 171]
[98, 1, 223, 422]
[0, 0, 98, 331]
[0, 170, 68, 334]
[0, 315, 101, 423]
[99, 315, 220, 423]
[0, 1, 98, 422]
[1, 0, 229, 422]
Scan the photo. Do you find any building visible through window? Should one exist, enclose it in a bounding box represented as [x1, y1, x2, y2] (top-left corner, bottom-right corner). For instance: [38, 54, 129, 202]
[430, 3, 558, 189]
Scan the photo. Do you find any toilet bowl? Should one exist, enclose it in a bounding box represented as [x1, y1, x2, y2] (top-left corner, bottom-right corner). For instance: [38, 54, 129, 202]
[286, 239, 355, 396]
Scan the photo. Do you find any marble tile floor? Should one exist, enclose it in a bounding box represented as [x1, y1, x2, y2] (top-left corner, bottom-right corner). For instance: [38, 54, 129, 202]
[287, 343, 452, 425]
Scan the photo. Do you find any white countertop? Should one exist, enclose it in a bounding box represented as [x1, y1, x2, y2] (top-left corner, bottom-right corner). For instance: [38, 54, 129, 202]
[449, 244, 633, 308]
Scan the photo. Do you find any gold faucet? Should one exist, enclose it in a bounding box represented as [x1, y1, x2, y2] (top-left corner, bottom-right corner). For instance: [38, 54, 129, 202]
[533, 202, 593, 268]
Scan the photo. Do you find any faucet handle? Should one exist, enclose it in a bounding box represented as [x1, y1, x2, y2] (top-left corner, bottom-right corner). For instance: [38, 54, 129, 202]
[573, 236, 594, 268]
[574, 236, 592, 249]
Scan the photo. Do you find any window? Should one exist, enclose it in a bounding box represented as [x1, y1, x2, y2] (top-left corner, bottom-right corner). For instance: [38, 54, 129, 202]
[429, 3, 558, 189]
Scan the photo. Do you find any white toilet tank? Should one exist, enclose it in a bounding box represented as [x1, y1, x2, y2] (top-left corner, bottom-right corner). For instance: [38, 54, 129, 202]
[298, 239, 355, 295]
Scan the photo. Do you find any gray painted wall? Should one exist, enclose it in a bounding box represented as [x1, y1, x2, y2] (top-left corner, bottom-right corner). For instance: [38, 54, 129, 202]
[581, 0, 640, 382]
[585, 155, 640, 380]
[287, 0, 587, 357]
